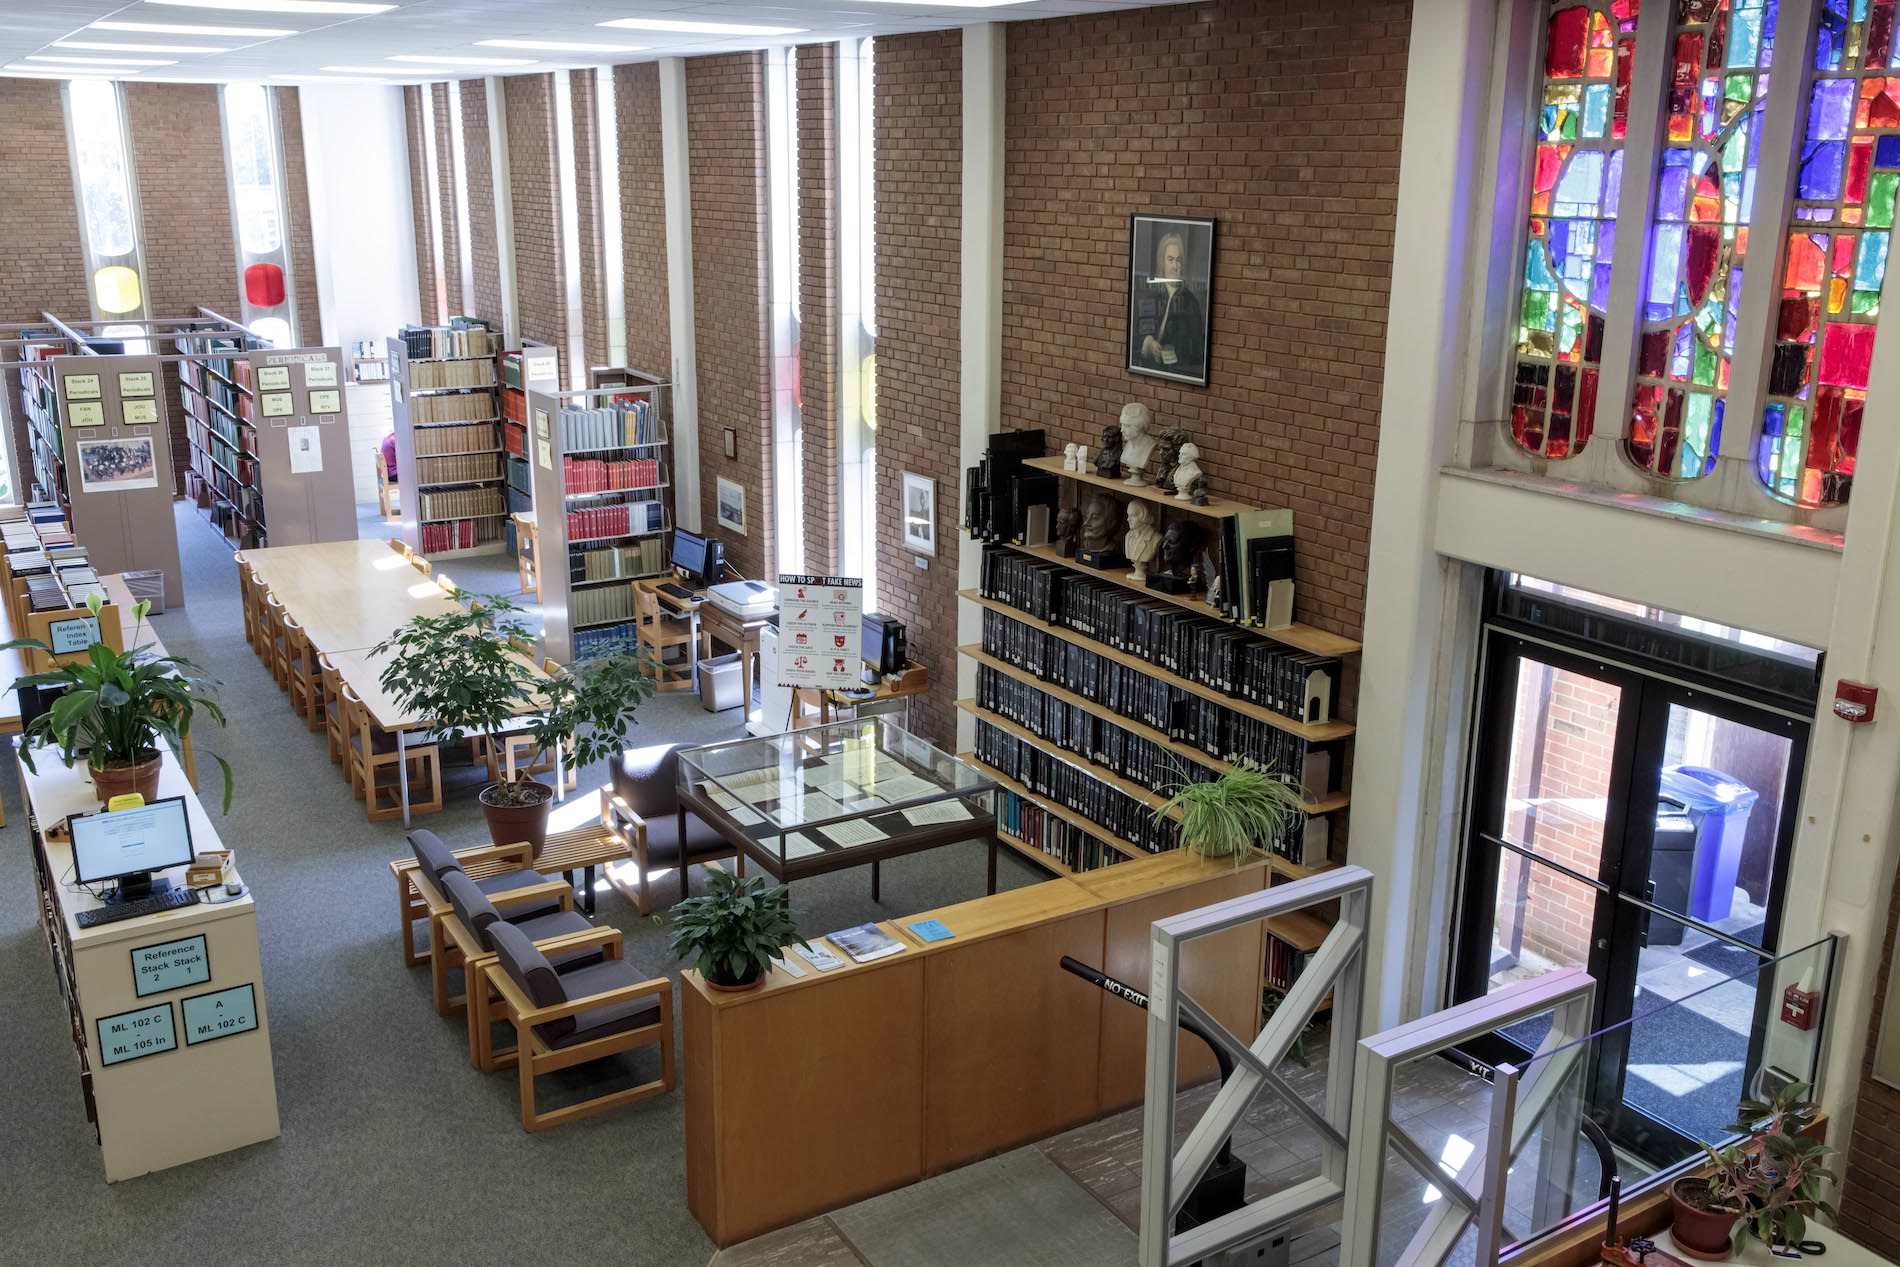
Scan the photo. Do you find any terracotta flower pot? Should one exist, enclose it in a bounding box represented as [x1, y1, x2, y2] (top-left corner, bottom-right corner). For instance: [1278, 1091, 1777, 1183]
[479, 778, 554, 858]
[1669, 1177, 1741, 1260]
[704, 966, 766, 993]
[89, 751, 163, 806]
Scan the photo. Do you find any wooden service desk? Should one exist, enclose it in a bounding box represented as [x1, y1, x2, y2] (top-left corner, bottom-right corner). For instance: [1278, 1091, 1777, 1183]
[22, 743, 280, 1182]
[683, 850, 1269, 1246]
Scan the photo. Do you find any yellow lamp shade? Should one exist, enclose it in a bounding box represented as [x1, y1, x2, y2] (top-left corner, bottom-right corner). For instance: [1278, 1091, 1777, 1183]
[93, 265, 143, 316]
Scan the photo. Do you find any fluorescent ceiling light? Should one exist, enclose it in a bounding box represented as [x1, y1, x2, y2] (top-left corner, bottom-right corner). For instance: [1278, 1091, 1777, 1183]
[148, 0, 395, 14]
[850, 0, 1023, 4]
[93, 20, 299, 37]
[321, 65, 420, 74]
[598, 17, 806, 35]
[55, 41, 235, 53]
[4, 65, 110, 78]
[27, 54, 179, 66]
[388, 54, 537, 66]
[477, 39, 647, 53]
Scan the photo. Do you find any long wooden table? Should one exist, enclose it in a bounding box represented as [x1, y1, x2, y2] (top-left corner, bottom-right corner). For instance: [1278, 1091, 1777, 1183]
[235, 541, 465, 655]
[683, 849, 1271, 1246]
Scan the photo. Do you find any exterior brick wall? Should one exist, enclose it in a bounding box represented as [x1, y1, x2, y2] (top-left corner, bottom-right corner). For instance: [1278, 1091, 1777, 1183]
[125, 82, 241, 496]
[686, 52, 774, 580]
[504, 74, 571, 382]
[798, 42, 842, 575]
[403, 86, 440, 325]
[1842, 865, 1900, 1253]
[872, 30, 962, 745]
[614, 63, 671, 377]
[0, 78, 92, 494]
[459, 80, 504, 329]
[999, 0, 1409, 648]
[430, 83, 465, 318]
[275, 87, 325, 346]
[569, 69, 610, 376]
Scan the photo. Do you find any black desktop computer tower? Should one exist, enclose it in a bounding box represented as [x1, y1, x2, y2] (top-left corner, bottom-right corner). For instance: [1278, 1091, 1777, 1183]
[863, 613, 907, 675]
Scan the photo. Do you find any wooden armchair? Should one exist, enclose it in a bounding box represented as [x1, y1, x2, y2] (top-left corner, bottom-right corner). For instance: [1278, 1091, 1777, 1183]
[634, 584, 695, 691]
[391, 832, 543, 968]
[600, 743, 741, 915]
[487, 920, 675, 1132]
[375, 448, 398, 521]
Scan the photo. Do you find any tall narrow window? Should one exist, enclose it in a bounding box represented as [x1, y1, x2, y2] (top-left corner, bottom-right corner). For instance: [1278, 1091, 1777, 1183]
[222, 83, 296, 347]
[448, 80, 477, 318]
[1626, 0, 1777, 481]
[1510, 0, 1640, 460]
[553, 69, 587, 389]
[67, 78, 150, 342]
[854, 38, 880, 608]
[596, 70, 627, 369]
[767, 46, 805, 575]
[1758, 0, 1896, 507]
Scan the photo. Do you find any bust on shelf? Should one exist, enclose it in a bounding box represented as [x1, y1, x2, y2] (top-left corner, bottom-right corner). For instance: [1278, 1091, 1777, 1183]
[1153, 429, 1187, 495]
[1076, 493, 1124, 569]
[1094, 423, 1123, 481]
[1172, 442, 1204, 501]
[1119, 403, 1157, 487]
[1125, 501, 1160, 583]
[1148, 518, 1199, 594]
[1054, 506, 1080, 558]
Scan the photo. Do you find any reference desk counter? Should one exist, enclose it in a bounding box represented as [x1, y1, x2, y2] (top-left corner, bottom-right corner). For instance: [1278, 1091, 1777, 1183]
[22, 744, 279, 1182]
[683, 849, 1270, 1245]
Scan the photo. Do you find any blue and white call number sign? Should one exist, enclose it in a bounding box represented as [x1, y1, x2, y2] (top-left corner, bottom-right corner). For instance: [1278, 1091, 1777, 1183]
[97, 1002, 177, 1066]
[130, 933, 210, 998]
[181, 983, 259, 1046]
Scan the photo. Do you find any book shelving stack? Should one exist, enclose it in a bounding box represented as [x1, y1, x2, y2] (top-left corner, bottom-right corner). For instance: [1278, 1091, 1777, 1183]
[524, 375, 675, 663]
[389, 321, 504, 558]
[957, 451, 1361, 1004]
[497, 342, 555, 558]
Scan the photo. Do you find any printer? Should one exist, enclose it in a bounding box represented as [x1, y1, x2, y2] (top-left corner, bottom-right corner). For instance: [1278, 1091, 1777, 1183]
[707, 579, 778, 620]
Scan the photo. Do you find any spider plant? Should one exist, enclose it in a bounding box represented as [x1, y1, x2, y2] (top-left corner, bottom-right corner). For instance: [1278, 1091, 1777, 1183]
[1153, 758, 1306, 862]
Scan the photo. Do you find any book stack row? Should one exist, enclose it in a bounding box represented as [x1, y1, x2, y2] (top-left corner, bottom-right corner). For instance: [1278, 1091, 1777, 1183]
[401, 325, 496, 360]
[995, 789, 1126, 874]
[559, 397, 662, 450]
[410, 388, 498, 425]
[973, 719, 1177, 855]
[417, 453, 501, 486]
[414, 422, 497, 456]
[417, 486, 504, 522]
[565, 499, 665, 543]
[562, 456, 661, 494]
[574, 625, 640, 659]
[1265, 937, 1313, 991]
[570, 539, 664, 583]
[410, 358, 496, 390]
[419, 519, 490, 553]
[980, 545, 1338, 726]
[571, 584, 636, 629]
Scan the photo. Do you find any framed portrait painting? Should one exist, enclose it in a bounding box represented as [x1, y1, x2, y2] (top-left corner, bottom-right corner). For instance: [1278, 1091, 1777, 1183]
[1126, 214, 1215, 387]
[901, 471, 937, 557]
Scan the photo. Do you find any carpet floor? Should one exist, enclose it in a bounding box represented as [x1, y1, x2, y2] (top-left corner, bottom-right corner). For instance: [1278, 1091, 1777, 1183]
[0, 502, 1041, 1267]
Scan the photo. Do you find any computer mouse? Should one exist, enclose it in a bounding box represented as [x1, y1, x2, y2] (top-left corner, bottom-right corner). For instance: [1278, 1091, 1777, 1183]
[225, 881, 244, 897]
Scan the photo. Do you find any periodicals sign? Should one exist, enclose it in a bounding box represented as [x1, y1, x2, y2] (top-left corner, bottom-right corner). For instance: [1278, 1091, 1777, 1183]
[257, 366, 291, 392]
[63, 374, 101, 401]
[777, 574, 863, 690]
[117, 371, 155, 398]
[302, 361, 338, 389]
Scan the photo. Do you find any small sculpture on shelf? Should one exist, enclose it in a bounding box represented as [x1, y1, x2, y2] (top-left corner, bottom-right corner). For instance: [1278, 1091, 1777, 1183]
[1062, 442, 1080, 472]
[1148, 518, 1199, 594]
[1187, 474, 1211, 507]
[1053, 506, 1080, 558]
[1075, 444, 1088, 471]
[1201, 550, 1223, 609]
[1153, 429, 1188, 495]
[1094, 423, 1123, 481]
[1125, 501, 1160, 584]
[1172, 441, 1204, 501]
[1119, 403, 1157, 486]
[1076, 493, 1124, 568]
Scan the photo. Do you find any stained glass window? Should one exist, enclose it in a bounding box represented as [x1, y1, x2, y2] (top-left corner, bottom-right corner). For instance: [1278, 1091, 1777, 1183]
[1512, 0, 1641, 460]
[1626, 0, 1777, 481]
[1759, 0, 1896, 507]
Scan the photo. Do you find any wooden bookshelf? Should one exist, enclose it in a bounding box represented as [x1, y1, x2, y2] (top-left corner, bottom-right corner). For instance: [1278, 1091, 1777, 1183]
[1264, 910, 1331, 953]
[996, 826, 1080, 878]
[1022, 454, 1257, 518]
[389, 323, 505, 559]
[961, 749, 1143, 862]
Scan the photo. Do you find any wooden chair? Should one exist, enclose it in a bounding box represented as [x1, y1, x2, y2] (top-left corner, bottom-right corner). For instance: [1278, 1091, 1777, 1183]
[248, 572, 278, 668]
[389, 537, 410, 558]
[600, 744, 742, 916]
[263, 595, 293, 688]
[318, 655, 348, 772]
[393, 832, 541, 970]
[237, 557, 258, 648]
[513, 513, 540, 600]
[634, 585, 694, 691]
[487, 920, 675, 1132]
[374, 448, 398, 521]
[343, 684, 444, 821]
[282, 614, 323, 730]
[412, 863, 578, 1018]
[411, 555, 433, 577]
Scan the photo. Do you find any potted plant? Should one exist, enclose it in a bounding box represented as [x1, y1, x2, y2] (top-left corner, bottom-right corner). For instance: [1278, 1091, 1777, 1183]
[1670, 1081, 1838, 1258]
[374, 594, 658, 856]
[1153, 758, 1306, 862]
[668, 867, 809, 991]
[3, 594, 232, 809]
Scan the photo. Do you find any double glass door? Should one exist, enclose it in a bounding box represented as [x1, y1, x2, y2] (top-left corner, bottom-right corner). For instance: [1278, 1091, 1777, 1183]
[1452, 632, 1808, 1163]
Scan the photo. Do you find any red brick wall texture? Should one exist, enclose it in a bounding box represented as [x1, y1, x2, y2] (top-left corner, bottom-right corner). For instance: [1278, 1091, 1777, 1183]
[504, 74, 571, 384]
[458, 80, 504, 329]
[615, 63, 671, 377]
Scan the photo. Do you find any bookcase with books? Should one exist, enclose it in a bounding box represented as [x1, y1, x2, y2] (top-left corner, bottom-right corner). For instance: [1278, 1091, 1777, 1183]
[524, 378, 675, 662]
[958, 436, 1359, 1013]
[389, 321, 504, 558]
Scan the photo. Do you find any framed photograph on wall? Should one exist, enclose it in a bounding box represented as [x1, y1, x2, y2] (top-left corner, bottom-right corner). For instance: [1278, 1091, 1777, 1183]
[76, 436, 160, 493]
[1126, 213, 1215, 387]
[716, 476, 747, 536]
[901, 471, 937, 557]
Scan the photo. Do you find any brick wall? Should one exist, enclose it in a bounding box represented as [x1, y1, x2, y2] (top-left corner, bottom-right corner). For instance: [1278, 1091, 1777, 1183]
[872, 30, 962, 745]
[1843, 867, 1900, 1253]
[615, 64, 671, 377]
[569, 69, 610, 376]
[998, 0, 1409, 647]
[504, 74, 570, 381]
[125, 82, 241, 496]
[403, 86, 440, 325]
[0, 79, 92, 494]
[686, 52, 774, 580]
[459, 80, 504, 328]
[799, 42, 841, 575]
[430, 83, 465, 318]
[275, 87, 325, 346]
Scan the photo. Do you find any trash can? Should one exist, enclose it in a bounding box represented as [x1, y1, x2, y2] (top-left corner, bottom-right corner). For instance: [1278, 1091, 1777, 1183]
[1646, 807, 1700, 947]
[121, 569, 166, 615]
[698, 653, 744, 713]
[1659, 765, 1760, 924]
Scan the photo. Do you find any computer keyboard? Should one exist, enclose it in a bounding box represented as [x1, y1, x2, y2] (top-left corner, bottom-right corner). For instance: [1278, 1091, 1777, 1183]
[660, 583, 698, 601]
[76, 886, 200, 929]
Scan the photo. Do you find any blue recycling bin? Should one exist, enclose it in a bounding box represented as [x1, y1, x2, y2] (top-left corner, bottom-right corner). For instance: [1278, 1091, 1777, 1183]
[1658, 765, 1760, 924]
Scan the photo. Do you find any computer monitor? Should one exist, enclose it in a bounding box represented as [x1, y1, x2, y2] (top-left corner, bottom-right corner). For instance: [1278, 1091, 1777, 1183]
[672, 529, 707, 583]
[71, 796, 195, 903]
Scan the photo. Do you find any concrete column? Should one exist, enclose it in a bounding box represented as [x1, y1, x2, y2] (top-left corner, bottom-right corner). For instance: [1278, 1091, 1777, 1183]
[659, 57, 702, 532]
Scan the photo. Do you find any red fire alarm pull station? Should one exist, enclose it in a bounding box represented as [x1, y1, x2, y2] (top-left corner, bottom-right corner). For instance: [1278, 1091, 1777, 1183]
[1835, 679, 1877, 724]
[1782, 982, 1821, 1031]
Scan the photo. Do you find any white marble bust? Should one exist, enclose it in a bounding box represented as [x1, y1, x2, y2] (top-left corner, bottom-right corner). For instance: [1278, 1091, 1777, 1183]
[1172, 442, 1203, 500]
[1125, 500, 1159, 582]
[1119, 403, 1156, 486]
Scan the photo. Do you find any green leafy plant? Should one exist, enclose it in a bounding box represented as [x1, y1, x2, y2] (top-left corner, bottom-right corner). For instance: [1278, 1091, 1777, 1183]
[668, 867, 809, 988]
[1153, 758, 1306, 862]
[1700, 1081, 1838, 1252]
[2, 595, 232, 810]
[526, 634, 662, 772]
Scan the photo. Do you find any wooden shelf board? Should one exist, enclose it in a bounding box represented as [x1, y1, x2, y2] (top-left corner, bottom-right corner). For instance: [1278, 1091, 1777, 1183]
[997, 542, 1362, 658]
[1264, 910, 1332, 953]
[1022, 454, 1259, 518]
[959, 751, 1145, 860]
[960, 645, 1346, 814]
[994, 826, 1081, 878]
[957, 589, 1355, 743]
